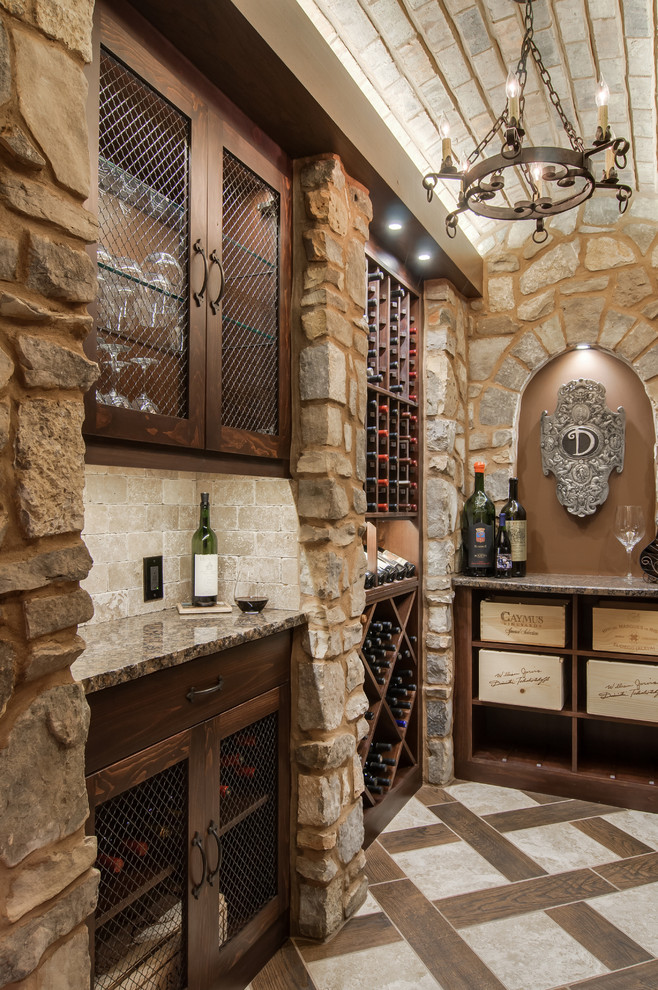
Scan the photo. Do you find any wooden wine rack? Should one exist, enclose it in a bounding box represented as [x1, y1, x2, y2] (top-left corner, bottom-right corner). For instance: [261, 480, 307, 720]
[360, 251, 422, 841]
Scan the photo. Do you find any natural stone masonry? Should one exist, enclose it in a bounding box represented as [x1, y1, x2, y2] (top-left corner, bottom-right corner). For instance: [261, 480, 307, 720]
[290, 154, 371, 938]
[469, 204, 658, 506]
[423, 279, 469, 785]
[0, 1, 98, 986]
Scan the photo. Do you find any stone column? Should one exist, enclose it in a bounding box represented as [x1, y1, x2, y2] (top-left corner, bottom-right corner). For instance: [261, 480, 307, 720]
[0, 2, 99, 987]
[422, 279, 469, 785]
[289, 155, 371, 938]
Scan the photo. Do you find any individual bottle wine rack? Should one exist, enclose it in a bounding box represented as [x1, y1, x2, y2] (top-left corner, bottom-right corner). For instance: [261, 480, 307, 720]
[366, 260, 419, 517]
[359, 593, 419, 808]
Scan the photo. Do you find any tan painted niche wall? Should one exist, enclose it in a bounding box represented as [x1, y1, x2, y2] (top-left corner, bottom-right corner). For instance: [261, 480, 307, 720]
[518, 347, 656, 576]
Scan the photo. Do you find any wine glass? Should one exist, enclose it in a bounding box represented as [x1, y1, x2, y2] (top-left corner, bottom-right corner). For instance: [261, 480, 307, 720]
[234, 561, 268, 613]
[130, 355, 160, 414]
[614, 505, 645, 580]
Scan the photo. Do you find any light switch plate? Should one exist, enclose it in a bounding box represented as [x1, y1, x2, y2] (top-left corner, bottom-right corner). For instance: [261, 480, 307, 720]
[143, 555, 164, 601]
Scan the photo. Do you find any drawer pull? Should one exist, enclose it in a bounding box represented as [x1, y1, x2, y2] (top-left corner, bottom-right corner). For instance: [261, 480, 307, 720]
[191, 832, 207, 899]
[207, 820, 222, 886]
[186, 676, 223, 703]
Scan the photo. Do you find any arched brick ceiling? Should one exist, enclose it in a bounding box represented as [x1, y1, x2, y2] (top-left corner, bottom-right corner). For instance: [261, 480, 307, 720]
[295, 0, 657, 254]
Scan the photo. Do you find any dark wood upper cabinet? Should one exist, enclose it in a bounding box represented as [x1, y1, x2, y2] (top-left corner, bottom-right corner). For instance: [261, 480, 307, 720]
[84, 2, 291, 461]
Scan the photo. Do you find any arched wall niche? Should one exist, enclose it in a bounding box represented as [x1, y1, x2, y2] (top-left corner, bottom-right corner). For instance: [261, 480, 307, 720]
[517, 347, 656, 576]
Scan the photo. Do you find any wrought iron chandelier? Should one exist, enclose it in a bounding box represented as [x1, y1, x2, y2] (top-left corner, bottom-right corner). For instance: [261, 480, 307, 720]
[422, 0, 633, 243]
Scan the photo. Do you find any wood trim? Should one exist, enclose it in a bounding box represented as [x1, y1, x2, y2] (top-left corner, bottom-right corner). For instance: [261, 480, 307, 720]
[84, 436, 291, 477]
[87, 727, 192, 806]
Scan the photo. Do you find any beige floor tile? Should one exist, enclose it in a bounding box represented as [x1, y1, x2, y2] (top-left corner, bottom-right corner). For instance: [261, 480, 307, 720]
[382, 797, 442, 833]
[354, 891, 383, 917]
[459, 910, 608, 990]
[305, 939, 444, 990]
[390, 839, 507, 899]
[444, 781, 541, 816]
[589, 881, 658, 956]
[505, 821, 622, 873]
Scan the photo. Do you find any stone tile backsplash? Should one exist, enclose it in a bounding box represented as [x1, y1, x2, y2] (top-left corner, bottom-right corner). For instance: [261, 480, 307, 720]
[82, 465, 300, 624]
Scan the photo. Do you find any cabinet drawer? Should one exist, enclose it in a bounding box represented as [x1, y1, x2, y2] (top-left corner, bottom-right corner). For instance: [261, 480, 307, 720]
[480, 599, 567, 648]
[86, 630, 290, 773]
[587, 659, 658, 722]
[478, 649, 565, 710]
[592, 606, 658, 656]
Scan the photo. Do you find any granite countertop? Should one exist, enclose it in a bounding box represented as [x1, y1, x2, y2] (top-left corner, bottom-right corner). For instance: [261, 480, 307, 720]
[452, 572, 658, 597]
[72, 607, 309, 694]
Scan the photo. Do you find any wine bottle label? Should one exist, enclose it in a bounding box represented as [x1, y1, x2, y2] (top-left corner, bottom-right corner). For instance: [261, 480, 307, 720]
[496, 552, 512, 572]
[194, 554, 218, 596]
[468, 524, 493, 567]
[506, 520, 527, 562]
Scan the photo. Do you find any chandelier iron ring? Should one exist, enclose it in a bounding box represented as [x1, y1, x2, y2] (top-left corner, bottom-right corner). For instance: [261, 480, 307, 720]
[461, 146, 596, 223]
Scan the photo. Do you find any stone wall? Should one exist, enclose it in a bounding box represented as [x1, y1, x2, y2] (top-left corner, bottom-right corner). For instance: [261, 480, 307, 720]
[422, 279, 469, 785]
[289, 155, 371, 938]
[470, 197, 658, 507]
[0, 1, 99, 987]
[82, 466, 299, 622]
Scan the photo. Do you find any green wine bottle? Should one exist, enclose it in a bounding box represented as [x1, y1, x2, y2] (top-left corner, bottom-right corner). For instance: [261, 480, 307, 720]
[461, 461, 495, 576]
[501, 477, 527, 577]
[191, 492, 218, 606]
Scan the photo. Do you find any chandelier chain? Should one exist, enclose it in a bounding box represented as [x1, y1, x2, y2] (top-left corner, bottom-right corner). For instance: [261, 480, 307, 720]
[467, 110, 509, 167]
[514, 0, 584, 153]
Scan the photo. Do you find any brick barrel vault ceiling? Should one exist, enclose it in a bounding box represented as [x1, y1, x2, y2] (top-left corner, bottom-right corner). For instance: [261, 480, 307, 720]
[294, 0, 658, 255]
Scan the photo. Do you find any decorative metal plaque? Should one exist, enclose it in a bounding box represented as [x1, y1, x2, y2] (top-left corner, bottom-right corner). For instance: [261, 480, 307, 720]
[540, 379, 625, 517]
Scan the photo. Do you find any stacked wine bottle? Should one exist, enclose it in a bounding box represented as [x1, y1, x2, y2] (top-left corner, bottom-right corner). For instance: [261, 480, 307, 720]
[366, 266, 419, 517]
[359, 609, 419, 803]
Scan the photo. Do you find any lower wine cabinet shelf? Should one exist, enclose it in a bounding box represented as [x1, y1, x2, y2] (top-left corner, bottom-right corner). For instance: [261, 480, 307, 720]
[454, 582, 658, 812]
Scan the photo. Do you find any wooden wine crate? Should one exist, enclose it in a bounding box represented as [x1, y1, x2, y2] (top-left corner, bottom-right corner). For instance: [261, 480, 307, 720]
[587, 659, 658, 722]
[592, 606, 658, 656]
[478, 649, 565, 710]
[480, 599, 567, 648]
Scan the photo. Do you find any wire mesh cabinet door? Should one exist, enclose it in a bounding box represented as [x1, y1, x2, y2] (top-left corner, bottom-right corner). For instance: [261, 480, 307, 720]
[213, 686, 290, 982]
[85, 5, 208, 448]
[204, 124, 292, 460]
[87, 732, 194, 990]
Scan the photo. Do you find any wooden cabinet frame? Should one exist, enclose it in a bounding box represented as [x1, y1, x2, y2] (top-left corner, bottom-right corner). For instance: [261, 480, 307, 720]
[84, 1, 291, 463]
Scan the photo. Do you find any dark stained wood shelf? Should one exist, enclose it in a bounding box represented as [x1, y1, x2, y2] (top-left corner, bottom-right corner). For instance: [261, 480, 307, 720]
[455, 584, 658, 813]
[96, 863, 176, 928]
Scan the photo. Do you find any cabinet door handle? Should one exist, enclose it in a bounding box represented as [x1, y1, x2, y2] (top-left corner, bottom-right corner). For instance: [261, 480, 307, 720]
[186, 676, 223, 703]
[206, 819, 222, 886]
[193, 239, 208, 307]
[191, 831, 207, 899]
[208, 249, 225, 315]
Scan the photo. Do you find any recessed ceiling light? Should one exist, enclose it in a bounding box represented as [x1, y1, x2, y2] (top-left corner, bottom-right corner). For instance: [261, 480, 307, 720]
[418, 252, 431, 261]
[575, 344, 591, 350]
[388, 221, 403, 231]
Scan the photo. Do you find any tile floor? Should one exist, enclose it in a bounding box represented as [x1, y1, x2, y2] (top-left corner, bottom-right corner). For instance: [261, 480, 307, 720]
[248, 781, 658, 990]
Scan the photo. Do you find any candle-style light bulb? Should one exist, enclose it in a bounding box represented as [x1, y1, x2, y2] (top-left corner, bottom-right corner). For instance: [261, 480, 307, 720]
[531, 162, 544, 198]
[596, 76, 609, 133]
[439, 114, 453, 164]
[506, 68, 520, 122]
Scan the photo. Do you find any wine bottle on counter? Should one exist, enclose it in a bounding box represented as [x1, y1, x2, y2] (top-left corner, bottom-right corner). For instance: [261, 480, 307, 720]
[191, 492, 218, 606]
[501, 477, 527, 577]
[461, 462, 495, 576]
[495, 512, 513, 577]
